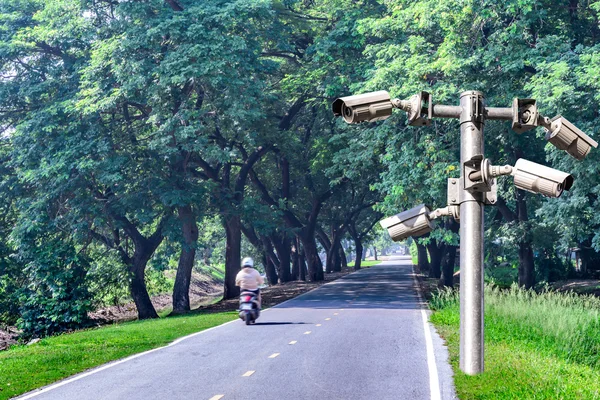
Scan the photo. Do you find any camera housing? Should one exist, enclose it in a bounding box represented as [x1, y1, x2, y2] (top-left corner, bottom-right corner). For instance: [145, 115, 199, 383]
[512, 158, 573, 198]
[544, 116, 598, 160]
[332, 91, 393, 124]
[379, 204, 433, 242]
[511, 98, 538, 133]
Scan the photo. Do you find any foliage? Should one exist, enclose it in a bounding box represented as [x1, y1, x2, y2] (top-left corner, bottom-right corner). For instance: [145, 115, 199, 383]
[409, 241, 418, 265]
[86, 251, 132, 308]
[1, 0, 600, 332]
[16, 238, 92, 339]
[0, 257, 22, 326]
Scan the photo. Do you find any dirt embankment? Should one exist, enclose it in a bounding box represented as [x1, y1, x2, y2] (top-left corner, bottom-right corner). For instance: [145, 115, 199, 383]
[88, 272, 223, 323]
[193, 269, 353, 313]
[0, 268, 358, 350]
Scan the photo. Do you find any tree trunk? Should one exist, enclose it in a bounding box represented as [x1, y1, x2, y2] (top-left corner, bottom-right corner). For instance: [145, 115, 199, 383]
[258, 234, 279, 284]
[416, 242, 430, 275]
[354, 237, 363, 270]
[262, 254, 279, 285]
[516, 189, 535, 289]
[273, 233, 292, 282]
[326, 227, 345, 273]
[115, 216, 168, 320]
[441, 245, 457, 287]
[325, 248, 334, 274]
[518, 242, 535, 289]
[426, 240, 445, 279]
[316, 226, 332, 257]
[223, 216, 242, 299]
[172, 205, 199, 313]
[303, 234, 323, 281]
[373, 246, 378, 261]
[129, 250, 159, 319]
[339, 246, 348, 270]
[332, 248, 341, 272]
[299, 241, 307, 281]
[326, 237, 339, 273]
[291, 239, 300, 280]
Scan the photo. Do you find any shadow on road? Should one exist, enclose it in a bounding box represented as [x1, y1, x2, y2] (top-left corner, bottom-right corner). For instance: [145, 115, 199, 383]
[251, 322, 309, 326]
[274, 263, 422, 310]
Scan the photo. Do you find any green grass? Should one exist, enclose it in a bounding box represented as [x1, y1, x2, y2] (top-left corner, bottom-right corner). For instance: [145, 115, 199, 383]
[347, 260, 381, 267]
[430, 285, 600, 399]
[0, 311, 237, 400]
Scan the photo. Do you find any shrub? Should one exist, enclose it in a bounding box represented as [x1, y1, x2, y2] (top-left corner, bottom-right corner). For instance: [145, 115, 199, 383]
[17, 241, 93, 339]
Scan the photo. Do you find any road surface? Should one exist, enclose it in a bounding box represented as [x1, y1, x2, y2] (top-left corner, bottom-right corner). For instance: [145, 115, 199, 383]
[18, 256, 457, 400]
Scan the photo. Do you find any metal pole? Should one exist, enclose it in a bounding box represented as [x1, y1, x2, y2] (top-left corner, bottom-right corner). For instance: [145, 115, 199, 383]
[459, 91, 485, 375]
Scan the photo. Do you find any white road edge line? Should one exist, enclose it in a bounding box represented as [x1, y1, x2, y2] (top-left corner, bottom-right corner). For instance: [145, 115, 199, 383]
[412, 266, 441, 400]
[16, 318, 240, 400]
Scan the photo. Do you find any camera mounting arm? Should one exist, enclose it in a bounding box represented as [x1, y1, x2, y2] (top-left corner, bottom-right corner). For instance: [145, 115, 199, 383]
[468, 159, 513, 184]
[428, 205, 460, 221]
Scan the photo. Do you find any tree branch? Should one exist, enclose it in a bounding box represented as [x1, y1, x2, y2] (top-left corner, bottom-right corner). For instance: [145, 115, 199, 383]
[165, 0, 183, 11]
[234, 145, 271, 195]
[495, 196, 517, 222]
[279, 96, 306, 131]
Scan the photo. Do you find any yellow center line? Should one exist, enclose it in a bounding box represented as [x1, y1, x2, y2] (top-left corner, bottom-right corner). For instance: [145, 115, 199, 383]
[316, 324, 322, 327]
[325, 318, 331, 321]
[242, 370, 255, 377]
[269, 353, 280, 358]
[209, 395, 224, 400]
[304, 331, 312, 335]
[289, 341, 297, 345]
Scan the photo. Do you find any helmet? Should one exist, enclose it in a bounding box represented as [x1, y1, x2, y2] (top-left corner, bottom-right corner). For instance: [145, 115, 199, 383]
[241, 257, 254, 268]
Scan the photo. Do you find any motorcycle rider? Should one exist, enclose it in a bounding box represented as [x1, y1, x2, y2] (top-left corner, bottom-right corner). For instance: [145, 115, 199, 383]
[235, 257, 264, 307]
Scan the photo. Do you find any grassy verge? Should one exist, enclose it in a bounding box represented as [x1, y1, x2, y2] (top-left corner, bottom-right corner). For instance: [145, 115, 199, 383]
[0, 311, 237, 400]
[347, 260, 381, 267]
[430, 285, 600, 399]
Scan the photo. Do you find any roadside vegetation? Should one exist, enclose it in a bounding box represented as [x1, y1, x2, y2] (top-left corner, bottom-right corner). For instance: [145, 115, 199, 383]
[0, 312, 237, 400]
[430, 285, 600, 399]
[347, 260, 382, 268]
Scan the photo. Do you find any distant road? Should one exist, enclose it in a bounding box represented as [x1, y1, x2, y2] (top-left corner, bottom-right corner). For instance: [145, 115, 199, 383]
[19, 256, 457, 400]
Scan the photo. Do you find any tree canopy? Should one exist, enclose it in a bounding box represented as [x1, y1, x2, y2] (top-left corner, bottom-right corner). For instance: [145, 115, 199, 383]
[1, 0, 600, 335]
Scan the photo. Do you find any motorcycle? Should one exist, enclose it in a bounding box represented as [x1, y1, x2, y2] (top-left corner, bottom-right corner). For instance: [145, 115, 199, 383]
[238, 290, 260, 325]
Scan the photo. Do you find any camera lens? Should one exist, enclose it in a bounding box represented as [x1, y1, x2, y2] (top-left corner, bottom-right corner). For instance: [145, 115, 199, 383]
[344, 106, 352, 117]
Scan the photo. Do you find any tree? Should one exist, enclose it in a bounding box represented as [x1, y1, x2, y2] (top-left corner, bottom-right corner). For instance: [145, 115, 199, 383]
[335, 0, 600, 288]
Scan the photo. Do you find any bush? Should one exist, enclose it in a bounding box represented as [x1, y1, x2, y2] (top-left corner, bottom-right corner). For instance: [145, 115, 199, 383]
[0, 257, 24, 326]
[535, 255, 574, 283]
[145, 267, 174, 296]
[17, 241, 93, 339]
[484, 265, 517, 288]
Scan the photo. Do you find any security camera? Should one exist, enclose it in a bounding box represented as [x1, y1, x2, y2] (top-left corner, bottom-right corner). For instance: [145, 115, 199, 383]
[379, 204, 433, 241]
[512, 158, 573, 198]
[544, 116, 598, 160]
[511, 98, 538, 133]
[332, 91, 394, 124]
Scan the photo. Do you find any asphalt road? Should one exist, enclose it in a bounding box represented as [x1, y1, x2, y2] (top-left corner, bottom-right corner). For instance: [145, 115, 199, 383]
[19, 256, 457, 400]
